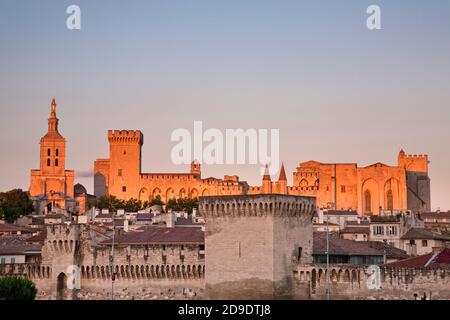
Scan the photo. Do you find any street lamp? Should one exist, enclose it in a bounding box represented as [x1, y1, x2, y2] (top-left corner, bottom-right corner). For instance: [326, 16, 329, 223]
[325, 202, 334, 300]
[109, 199, 116, 300]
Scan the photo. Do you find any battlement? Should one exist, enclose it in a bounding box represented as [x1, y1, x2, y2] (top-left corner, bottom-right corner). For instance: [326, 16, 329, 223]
[45, 223, 82, 241]
[398, 150, 429, 173]
[108, 130, 143, 145]
[199, 194, 316, 218]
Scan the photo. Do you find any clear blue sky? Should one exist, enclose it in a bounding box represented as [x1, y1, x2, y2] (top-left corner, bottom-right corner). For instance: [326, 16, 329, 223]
[1, 0, 449, 210]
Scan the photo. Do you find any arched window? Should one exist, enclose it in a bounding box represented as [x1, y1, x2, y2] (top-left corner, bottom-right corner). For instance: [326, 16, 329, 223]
[314, 179, 320, 188]
[55, 159, 59, 167]
[364, 190, 372, 213]
[47, 149, 51, 156]
[386, 190, 393, 211]
[56, 149, 59, 156]
[47, 158, 51, 167]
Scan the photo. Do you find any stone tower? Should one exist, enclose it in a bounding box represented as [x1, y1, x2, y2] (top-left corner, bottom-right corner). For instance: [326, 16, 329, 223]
[397, 149, 431, 212]
[106, 130, 143, 199]
[29, 99, 75, 213]
[262, 165, 272, 194]
[201, 194, 315, 299]
[190, 160, 201, 177]
[41, 224, 82, 300]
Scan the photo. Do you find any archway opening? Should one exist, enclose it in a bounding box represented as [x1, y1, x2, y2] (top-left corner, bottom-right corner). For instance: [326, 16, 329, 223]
[56, 272, 67, 300]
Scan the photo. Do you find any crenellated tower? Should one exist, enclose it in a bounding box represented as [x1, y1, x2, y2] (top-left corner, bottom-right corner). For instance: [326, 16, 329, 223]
[397, 149, 431, 212]
[107, 130, 143, 200]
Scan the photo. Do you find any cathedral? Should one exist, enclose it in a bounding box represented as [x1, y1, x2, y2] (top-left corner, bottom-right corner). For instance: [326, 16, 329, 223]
[29, 99, 88, 214]
[94, 129, 431, 215]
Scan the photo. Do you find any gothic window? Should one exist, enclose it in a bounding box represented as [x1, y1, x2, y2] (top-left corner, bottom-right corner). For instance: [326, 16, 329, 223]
[364, 190, 371, 213]
[386, 190, 394, 211]
[47, 149, 51, 156]
[56, 149, 59, 156]
[299, 179, 308, 188]
[55, 159, 58, 167]
[47, 158, 51, 167]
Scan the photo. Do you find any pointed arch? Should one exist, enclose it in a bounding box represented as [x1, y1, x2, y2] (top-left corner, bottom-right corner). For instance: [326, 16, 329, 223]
[190, 188, 199, 199]
[165, 188, 175, 202]
[152, 188, 162, 200]
[139, 187, 149, 202]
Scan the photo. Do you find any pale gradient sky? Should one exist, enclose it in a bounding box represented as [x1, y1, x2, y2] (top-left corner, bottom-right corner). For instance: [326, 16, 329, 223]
[0, 0, 449, 210]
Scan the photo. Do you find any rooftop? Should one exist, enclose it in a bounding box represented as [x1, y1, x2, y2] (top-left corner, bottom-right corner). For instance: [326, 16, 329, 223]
[339, 227, 370, 234]
[313, 232, 383, 257]
[0, 222, 34, 234]
[385, 248, 450, 268]
[101, 226, 204, 245]
[0, 236, 42, 255]
[400, 228, 450, 241]
[325, 210, 358, 216]
[420, 211, 450, 219]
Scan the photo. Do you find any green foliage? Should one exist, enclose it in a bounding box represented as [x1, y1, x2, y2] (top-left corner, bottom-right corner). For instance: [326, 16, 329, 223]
[0, 276, 37, 300]
[150, 195, 164, 206]
[123, 198, 142, 212]
[89, 195, 123, 211]
[166, 197, 198, 214]
[89, 195, 165, 212]
[0, 189, 34, 223]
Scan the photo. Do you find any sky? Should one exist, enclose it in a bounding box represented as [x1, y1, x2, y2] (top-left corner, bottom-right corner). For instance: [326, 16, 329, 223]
[0, 0, 449, 210]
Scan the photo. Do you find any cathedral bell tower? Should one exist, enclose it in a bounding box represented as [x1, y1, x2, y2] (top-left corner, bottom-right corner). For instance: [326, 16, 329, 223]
[30, 99, 75, 213]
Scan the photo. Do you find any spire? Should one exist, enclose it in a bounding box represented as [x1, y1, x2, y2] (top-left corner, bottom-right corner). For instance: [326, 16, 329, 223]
[47, 98, 59, 133]
[51, 98, 57, 117]
[278, 163, 287, 181]
[263, 164, 271, 181]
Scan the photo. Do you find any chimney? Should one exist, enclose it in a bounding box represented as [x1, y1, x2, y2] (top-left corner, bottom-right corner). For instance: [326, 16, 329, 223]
[318, 209, 324, 224]
[166, 212, 176, 228]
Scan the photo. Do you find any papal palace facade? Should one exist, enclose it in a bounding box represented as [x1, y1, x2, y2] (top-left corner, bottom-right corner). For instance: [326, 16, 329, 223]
[94, 129, 431, 215]
[24, 100, 430, 216]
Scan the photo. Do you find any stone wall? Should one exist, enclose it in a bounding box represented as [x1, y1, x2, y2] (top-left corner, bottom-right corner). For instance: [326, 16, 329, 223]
[201, 194, 315, 299]
[294, 264, 450, 300]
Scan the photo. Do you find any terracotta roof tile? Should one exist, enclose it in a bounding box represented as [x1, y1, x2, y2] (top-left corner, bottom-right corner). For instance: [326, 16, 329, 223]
[101, 226, 204, 245]
[400, 228, 450, 241]
[313, 232, 383, 256]
[385, 248, 450, 268]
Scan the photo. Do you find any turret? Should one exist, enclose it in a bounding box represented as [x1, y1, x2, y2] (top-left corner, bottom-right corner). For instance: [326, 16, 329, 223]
[398, 149, 429, 173]
[276, 163, 287, 194]
[262, 164, 272, 194]
[190, 160, 201, 177]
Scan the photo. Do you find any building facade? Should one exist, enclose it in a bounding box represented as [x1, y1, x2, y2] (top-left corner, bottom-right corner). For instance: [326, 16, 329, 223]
[290, 150, 430, 214]
[94, 128, 430, 215]
[29, 99, 77, 213]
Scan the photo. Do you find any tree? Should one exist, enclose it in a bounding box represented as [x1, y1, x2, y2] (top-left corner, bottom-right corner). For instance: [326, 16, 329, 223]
[0, 276, 37, 300]
[89, 195, 124, 211]
[123, 198, 142, 212]
[166, 197, 198, 214]
[0, 189, 34, 223]
[149, 195, 164, 206]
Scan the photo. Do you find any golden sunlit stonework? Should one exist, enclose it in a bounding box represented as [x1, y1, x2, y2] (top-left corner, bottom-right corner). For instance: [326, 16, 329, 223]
[29, 100, 89, 214]
[94, 128, 431, 215]
[27, 102, 432, 215]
